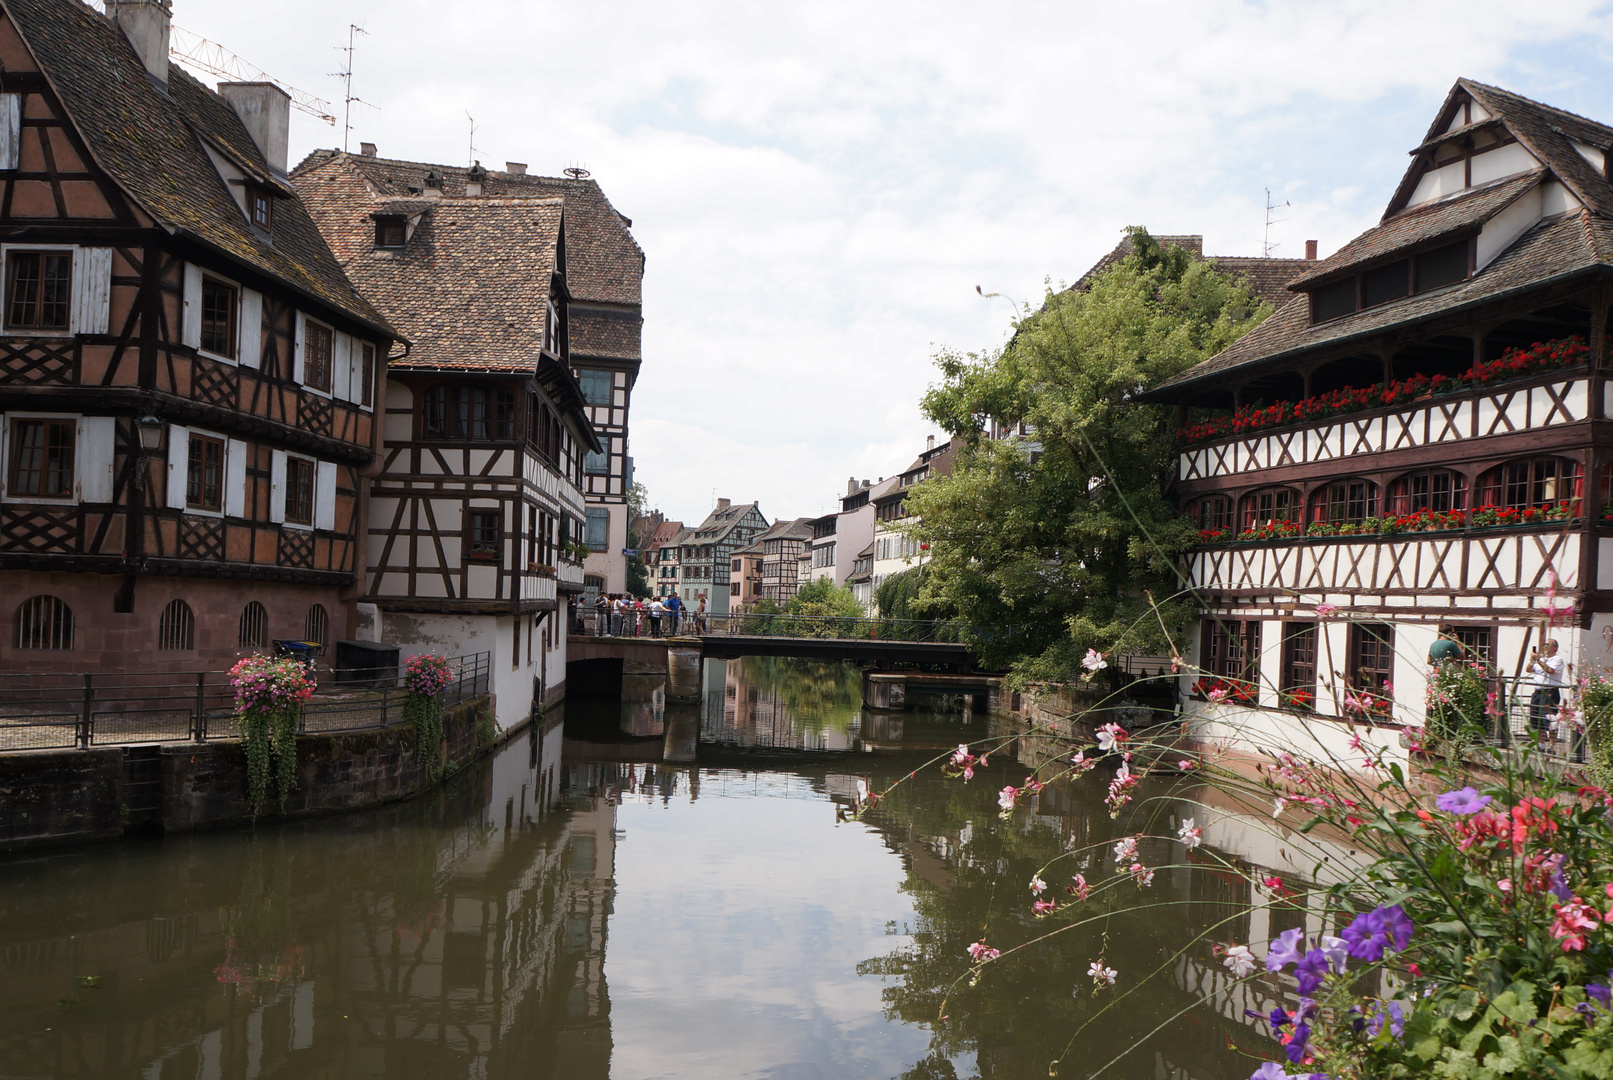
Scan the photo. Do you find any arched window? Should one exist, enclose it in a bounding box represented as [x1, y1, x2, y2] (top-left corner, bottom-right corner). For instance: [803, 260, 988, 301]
[305, 604, 329, 645]
[422, 384, 517, 441]
[157, 599, 194, 650]
[1308, 479, 1379, 524]
[15, 595, 72, 649]
[1192, 496, 1232, 533]
[1477, 457, 1583, 510]
[1239, 488, 1300, 531]
[238, 601, 268, 648]
[1386, 470, 1467, 516]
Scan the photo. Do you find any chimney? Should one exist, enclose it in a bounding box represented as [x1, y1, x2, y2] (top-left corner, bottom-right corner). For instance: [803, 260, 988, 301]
[847, 476, 858, 497]
[217, 83, 291, 176]
[926, 434, 935, 451]
[505, 161, 528, 175]
[1305, 239, 1318, 261]
[717, 498, 730, 510]
[424, 170, 443, 198]
[465, 160, 488, 196]
[106, 0, 171, 87]
[360, 142, 377, 157]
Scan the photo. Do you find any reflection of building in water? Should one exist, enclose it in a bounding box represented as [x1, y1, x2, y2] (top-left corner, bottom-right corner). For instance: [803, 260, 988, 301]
[700, 657, 862, 751]
[0, 726, 620, 1080]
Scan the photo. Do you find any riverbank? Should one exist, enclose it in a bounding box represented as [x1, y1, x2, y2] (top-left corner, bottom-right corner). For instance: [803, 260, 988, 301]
[0, 694, 507, 856]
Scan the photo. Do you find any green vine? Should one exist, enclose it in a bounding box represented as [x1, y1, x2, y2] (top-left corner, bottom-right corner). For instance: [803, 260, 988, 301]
[1423, 660, 1490, 751]
[1582, 674, 1613, 784]
[475, 703, 497, 747]
[405, 691, 444, 780]
[238, 706, 301, 817]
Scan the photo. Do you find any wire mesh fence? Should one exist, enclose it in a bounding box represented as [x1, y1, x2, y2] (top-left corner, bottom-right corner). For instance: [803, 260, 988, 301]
[0, 652, 491, 752]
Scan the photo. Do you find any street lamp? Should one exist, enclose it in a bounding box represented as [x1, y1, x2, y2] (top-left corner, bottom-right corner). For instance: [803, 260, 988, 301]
[135, 415, 164, 452]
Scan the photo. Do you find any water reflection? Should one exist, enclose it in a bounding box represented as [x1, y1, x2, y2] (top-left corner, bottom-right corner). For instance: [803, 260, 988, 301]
[0, 661, 1358, 1079]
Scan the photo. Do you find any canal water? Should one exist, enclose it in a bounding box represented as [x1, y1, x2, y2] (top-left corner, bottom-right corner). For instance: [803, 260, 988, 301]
[0, 658, 1315, 1080]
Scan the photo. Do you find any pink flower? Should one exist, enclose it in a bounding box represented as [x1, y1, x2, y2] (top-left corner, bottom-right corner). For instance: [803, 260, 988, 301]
[1112, 836, 1138, 861]
[1314, 603, 1339, 619]
[1070, 751, 1096, 773]
[966, 939, 1000, 962]
[1087, 960, 1117, 986]
[1177, 758, 1197, 771]
[1207, 688, 1229, 703]
[1553, 899, 1602, 951]
[1069, 873, 1091, 900]
[1032, 899, 1057, 915]
[1222, 944, 1256, 977]
[998, 785, 1019, 811]
[1129, 862, 1155, 887]
[1082, 648, 1108, 674]
[1029, 875, 1047, 895]
[1177, 818, 1203, 849]
[1096, 723, 1127, 752]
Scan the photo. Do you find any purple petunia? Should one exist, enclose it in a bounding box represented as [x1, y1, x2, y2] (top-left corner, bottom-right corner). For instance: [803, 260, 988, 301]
[1266, 927, 1305, 971]
[1341, 904, 1414, 962]
[1435, 786, 1492, 815]
[1589, 981, 1612, 1009]
[1294, 949, 1330, 995]
[1365, 1000, 1406, 1039]
[1249, 1064, 1291, 1080]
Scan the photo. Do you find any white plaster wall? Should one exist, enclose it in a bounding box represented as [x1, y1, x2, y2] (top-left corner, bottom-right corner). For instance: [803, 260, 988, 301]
[1477, 185, 1542, 269]
[1470, 141, 1541, 187]
[1406, 160, 1465, 207]
[1541, 178, 1583, 217]
[381, 611, 535, 732]
[1257, 619, 1284, 709]
[1393, 622, 1438, 727]
[1184, 700, 1408, 773]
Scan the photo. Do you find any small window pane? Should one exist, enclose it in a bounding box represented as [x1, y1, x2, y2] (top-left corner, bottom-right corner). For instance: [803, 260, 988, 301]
[6, 250, 71, 330]
[1361, 260, 1410, 308]
[8, 418, 75, 497]
[15, 595, 73, 649]
[1415, 241, 1468, 292]
[578, 369, 612, 405]
[187, 435, 224, 512]
[305, 604, 328, 644]
[468, 510, 501, 561]
[1311, 278, 1356, 321]
[285, 458, 314, 524]
[374, 218, 405, 248]
[239, 601, 268, 648]
[201, 278, 237, 358]
[305, 323, 332, 391]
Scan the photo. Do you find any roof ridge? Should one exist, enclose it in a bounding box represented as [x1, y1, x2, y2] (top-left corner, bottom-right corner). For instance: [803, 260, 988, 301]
[1460, 78, 1613, 143]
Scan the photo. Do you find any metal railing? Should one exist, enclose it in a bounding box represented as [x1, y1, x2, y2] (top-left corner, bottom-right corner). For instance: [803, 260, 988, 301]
[577, 610, 966, 643]
[1478, 675, 1584, 762]
[0, 652, 491, 753]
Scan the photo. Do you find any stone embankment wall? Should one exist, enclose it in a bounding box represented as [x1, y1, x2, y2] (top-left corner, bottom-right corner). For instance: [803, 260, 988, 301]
[0, 696, 495, 856]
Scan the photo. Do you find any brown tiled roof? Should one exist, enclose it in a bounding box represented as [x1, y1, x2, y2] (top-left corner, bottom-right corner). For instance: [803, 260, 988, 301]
[689, 502, 764, 543]
[1149, 211, 1611, 397]
[1071, 233, 1306, 308]
[1287, 171, 1544, 289]
[293, 153, 565, 373]
[294, 150, 644, 307]
[2, 0, 394, 337]
[1148, 79, 1613, 399]
[571, 307, 642, 361]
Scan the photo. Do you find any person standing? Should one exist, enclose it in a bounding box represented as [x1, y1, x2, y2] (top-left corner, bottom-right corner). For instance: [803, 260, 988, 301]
[649, 597, 664, 637]
[1427, 626, 1468, 666]
[666, 593, 682, 636]
[1526, 638, 1567, 736]
[610, 595, 625, 638]
[594, 592, 610, 636]
[697, 596, 707, 634]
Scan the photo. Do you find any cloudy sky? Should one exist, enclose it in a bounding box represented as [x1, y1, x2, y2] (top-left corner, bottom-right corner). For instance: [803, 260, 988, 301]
[165, 0, 1613, 524]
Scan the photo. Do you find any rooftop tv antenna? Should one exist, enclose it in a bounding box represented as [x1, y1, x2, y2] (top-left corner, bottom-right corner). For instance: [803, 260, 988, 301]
[167, 25, 336, 124]
[467, 112, 484, 167]
[1263, 187, 1291, 257]
[330, 24, 376, 153]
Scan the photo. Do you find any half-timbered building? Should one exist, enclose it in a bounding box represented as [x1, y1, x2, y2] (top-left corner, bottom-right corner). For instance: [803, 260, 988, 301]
[0, 0, 397, 674]
[1148, 79, 1613, 763]
[294, 151, 599, 726]
[678, 499, 767, 616]
[293, 148, 643, 603]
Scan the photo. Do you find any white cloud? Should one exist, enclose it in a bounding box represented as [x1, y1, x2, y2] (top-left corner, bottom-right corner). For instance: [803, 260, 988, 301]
[169, 0, 1613, 522]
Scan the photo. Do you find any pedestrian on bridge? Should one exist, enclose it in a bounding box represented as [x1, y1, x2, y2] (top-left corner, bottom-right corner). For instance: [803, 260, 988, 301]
[666, 593, 682, 635]
[594, 592, 610, 636]
[649, 597, 665, 637]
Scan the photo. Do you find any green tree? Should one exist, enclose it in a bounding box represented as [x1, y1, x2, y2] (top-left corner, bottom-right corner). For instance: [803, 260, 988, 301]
[776, 576, 865, 637]
[908, 228, 1271, 681]
[625, 528, 651, 598]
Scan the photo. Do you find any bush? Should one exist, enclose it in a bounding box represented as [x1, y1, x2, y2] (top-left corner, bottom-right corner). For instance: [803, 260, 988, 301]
[1425, 660, 1491, 750]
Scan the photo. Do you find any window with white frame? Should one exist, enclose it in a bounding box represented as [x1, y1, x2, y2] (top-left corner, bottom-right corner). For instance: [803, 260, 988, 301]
[269, 450, 335, 531]
[1, 414, 115, 504]
[166, 427, 246, 517]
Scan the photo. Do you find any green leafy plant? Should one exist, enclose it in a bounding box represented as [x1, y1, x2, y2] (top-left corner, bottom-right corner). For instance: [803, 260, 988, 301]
[229, 655, 314, 817]
[1582, 674, 1613, 786]
[1425, 659, 1491, 751]
[404, 653, 453, 780]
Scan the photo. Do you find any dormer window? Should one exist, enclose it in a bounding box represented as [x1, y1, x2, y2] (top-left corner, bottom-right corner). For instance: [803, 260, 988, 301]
[375, 216, 406, 249]
[1309, 238, 1473, 323]
[250, 189, 272, 230]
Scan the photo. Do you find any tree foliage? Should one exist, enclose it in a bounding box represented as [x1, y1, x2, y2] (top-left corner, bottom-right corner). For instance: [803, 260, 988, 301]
[907, 228, 1271, 681]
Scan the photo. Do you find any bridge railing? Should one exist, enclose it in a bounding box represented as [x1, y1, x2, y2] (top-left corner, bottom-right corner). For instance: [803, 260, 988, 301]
[700, 611, 967, 642]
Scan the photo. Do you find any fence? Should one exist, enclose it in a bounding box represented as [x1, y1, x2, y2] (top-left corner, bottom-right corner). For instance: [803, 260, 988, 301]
[582, 609, 966, 643]
[0, 652, 491, 753]
[1474, 675, 1584, 762]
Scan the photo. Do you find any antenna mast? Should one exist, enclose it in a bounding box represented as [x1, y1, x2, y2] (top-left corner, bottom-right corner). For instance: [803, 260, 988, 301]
[332, 24, 372, 153]
[1263, 187, 1291, 257]
[467, 112, 481, 167]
